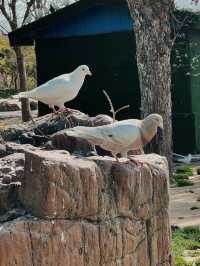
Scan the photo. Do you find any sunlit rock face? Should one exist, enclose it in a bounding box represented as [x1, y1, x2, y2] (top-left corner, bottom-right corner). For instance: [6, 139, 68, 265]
[0, 149, 171, 266]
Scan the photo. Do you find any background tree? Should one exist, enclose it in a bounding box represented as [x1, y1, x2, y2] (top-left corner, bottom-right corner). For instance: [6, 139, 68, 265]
[0, 0, 76, 121]
[0, 0, 37, 121]
[0, 0, 50, 121]
[0, 36, 36, 91]
[126, 0, 174, 171]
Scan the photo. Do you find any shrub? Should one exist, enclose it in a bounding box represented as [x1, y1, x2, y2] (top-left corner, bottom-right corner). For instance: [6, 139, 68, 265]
[176, 166, 193, 176]
[174, 173, 189, 180]
[174, 256, 188, 266]
[176, 179, 194, 187]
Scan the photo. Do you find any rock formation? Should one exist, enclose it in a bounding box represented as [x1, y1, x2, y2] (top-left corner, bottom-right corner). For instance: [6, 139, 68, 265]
[0, 112, 172, 266]
[0, 98, 37, 112]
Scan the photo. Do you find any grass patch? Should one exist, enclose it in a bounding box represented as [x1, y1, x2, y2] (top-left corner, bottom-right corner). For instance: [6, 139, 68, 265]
[176, 166, 193, 176]
[174, 166, 194, 187]
[174, 173, 189, 180]
[172, 227, 200, 256]
[184, 250, 200, 257]
[194, 258, 200, 266]
[173, 227, 200, 265]
[174, 256, 188, 266]
[176, 179, 194, 187]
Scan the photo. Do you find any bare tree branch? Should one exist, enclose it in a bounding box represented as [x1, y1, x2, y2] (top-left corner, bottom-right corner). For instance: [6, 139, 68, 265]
[22, 0, 36, 25]
[0, 23, 9, 33]
[103, 90, 130, 122]
[0, 0, 14, 28]
[10, 0, 17, 29]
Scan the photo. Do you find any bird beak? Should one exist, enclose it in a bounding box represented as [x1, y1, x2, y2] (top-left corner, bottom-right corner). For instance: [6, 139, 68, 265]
[159, 122, 164, 129]
[88, 70, 92, 76]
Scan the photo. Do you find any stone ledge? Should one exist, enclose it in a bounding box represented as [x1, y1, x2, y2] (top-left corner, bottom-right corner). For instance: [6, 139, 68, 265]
[20, 150, 169, 221]
[0, 214, 170, 266]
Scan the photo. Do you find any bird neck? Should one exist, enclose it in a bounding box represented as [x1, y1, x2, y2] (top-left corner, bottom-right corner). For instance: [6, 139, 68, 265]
[71, 71, 86, 86]
[141, 119, 158, 145]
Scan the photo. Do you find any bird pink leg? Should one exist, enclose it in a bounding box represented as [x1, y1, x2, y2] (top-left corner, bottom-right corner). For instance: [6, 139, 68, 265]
[47, 105, 59, 125]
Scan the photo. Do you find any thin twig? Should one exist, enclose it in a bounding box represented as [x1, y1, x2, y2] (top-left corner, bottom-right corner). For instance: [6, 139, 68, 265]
[115, 105, 130, 115]
[103, 90, 130, 122]
[103, 90, 116, 121]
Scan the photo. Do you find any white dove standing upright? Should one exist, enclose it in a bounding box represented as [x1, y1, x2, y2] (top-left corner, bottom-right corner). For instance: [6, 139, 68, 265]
[17, 65, 92, 112]
[66, 114, 163, 162]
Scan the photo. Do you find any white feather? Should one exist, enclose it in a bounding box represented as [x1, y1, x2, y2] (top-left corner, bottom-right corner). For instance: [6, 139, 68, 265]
[67, 114, 163, 158]
[14, 65, 92, 109]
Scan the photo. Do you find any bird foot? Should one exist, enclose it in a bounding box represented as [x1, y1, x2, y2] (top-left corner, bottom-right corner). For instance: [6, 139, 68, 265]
[113, 157, 144, 166]
[112, 156, 130, 165]
[62, 108, 79, 114]
[128, 156, 144, 166]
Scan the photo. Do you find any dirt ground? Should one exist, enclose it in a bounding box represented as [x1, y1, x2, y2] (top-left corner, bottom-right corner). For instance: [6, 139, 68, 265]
[170, 174, 200, 228]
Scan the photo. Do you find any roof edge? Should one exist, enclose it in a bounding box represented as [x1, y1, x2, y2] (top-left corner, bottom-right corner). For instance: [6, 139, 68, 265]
[8, 0, 127, 46]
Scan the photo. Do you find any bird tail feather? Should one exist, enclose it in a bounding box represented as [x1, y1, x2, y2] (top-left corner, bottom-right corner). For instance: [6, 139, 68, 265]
[67, 126, 102, 143]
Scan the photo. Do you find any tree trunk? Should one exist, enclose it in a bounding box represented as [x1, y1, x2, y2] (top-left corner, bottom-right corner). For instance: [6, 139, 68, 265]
[126, 0, 173, 172]
[13, 46, 32, 122]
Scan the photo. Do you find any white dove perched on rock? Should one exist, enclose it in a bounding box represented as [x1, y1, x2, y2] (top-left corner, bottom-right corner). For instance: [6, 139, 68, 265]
[16, 65, 92, 113]
[66, 114, 163, 162]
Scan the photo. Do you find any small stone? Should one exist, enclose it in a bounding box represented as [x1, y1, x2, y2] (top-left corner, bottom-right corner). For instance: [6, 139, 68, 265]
[2, 175, 11, 184]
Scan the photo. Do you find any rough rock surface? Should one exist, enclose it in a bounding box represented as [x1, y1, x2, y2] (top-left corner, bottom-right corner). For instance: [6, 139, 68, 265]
[0, 98, 37, 112]
[0, 153, 24, 213]
[0, 111, 113, 144]
[0, 149, 171, 266]
[20, 151, 169, 221]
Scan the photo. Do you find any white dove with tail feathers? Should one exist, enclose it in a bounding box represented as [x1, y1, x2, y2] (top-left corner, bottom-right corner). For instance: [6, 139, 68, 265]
[15, 65, 92, 112]
[66, 114, 163, 161]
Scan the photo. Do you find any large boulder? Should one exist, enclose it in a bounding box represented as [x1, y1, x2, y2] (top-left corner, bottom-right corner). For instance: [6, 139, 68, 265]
[0, 218, 151, 266]
[0, 111, 113, 144]
[0, 149, 171, 266]
[20, 150, 169, 221]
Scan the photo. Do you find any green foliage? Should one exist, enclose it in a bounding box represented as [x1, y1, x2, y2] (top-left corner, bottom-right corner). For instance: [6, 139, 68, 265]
[174, 166, 194, 187]
[174, 173, 189, 180]
[175, 256, 188, 266]
[194, 258, 200, 266]
[172, 227, 200, 255]
[176, 179, 194, 187]
[0, 36, 36, 92]
[176, 166, 193, 176]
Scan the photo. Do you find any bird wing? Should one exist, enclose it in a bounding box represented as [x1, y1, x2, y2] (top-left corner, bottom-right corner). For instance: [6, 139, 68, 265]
[103, 120, 142, 147]
[29, 75, 70, 100]
[67, 120, 142, 150]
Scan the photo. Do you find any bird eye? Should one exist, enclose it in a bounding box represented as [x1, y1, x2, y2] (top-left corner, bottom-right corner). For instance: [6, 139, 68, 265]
[82, 68, 85, 71]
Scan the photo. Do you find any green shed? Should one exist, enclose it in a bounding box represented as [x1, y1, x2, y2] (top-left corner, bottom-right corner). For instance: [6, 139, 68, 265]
[8, 0, 200, 154]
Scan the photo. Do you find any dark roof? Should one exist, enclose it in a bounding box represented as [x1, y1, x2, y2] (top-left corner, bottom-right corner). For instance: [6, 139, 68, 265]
[8, 0, 127, 46]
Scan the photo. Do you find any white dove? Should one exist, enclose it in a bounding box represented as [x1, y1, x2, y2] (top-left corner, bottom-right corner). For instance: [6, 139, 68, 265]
[66, 114, 163, 163]
[16, 65, 92, 113]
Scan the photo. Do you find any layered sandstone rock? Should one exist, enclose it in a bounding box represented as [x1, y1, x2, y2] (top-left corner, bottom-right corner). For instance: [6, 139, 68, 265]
[0, 150, 171, 266]
[0, 153, 24, 213]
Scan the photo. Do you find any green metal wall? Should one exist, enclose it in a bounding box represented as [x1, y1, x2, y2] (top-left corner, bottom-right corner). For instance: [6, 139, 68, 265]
[189, 31, 200, 153]
[172, 33, 196, 154]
